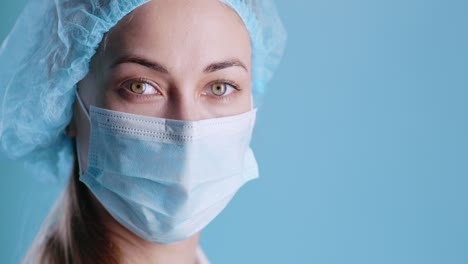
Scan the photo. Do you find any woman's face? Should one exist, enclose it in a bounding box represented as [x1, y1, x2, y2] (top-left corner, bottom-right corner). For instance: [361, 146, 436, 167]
[74, 0, 252, 170]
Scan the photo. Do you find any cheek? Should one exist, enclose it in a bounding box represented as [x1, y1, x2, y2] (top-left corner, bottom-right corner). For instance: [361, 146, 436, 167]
[221, 86, 253, 116]
[77, 71, 110, 111]
[244, 87, 254, 110]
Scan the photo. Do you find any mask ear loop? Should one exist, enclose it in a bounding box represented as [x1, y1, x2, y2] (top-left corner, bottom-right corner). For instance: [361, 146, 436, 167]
[74, 89, 90, 176]
[75, 89, 90, 120]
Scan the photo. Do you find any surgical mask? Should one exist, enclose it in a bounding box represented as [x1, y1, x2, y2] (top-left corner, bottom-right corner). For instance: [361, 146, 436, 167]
[75, 90, 259, 244]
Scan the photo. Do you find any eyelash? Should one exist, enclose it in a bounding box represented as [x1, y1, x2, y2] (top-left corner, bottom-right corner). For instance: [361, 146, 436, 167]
[206, 79, 241, 102]
[118, 78, 241, 101]
[117, 78, 160, 101]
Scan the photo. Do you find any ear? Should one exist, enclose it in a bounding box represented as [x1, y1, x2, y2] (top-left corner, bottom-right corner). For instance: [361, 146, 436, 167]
[65, 114, 77, 137]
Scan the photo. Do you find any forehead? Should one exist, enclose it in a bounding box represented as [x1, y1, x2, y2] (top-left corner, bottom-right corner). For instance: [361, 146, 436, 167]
[102, 0, 252, 73]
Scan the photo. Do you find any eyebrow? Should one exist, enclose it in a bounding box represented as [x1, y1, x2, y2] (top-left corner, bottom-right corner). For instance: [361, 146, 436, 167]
[111, 56, 248, 74]
[203, 59, 248, 73]
[111, 56, 170, 74]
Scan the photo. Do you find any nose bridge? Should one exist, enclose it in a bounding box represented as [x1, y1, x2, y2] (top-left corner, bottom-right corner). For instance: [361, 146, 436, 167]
[166, 86, 200, 121]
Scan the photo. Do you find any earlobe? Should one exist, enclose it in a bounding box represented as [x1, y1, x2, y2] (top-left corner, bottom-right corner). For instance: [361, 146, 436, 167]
[65, 116, 77, 137]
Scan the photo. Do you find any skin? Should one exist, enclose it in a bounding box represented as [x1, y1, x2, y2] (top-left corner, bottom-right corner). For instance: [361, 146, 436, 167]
[68, 0, 252, 263]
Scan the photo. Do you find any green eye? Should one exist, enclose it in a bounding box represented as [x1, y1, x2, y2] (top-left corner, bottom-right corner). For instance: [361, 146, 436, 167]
[130, 82, 146, 94]
[211, 82, 228, 96]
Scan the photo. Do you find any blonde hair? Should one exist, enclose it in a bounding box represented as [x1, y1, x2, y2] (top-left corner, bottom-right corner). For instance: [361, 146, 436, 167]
[22, 145, 120, 264]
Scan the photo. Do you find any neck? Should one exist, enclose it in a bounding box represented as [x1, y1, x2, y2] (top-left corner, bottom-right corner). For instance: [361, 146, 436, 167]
[91, 193, 201, 264]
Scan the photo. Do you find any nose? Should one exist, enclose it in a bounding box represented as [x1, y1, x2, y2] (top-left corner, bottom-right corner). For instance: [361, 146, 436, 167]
[164, 93, 201, 121]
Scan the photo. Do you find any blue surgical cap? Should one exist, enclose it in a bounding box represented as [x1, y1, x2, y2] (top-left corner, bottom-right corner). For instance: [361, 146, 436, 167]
[0, 0, 287, 182]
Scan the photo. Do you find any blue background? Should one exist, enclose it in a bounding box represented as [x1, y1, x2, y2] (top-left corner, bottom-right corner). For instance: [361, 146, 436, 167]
[1, 0, 467, 263]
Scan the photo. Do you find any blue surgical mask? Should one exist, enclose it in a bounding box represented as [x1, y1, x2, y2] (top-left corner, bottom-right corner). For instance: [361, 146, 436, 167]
[75, 91, 259, 244]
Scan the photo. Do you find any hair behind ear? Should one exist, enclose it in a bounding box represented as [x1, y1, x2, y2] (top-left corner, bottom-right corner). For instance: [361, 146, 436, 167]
[22, 142, 120, 264]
